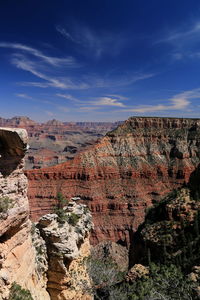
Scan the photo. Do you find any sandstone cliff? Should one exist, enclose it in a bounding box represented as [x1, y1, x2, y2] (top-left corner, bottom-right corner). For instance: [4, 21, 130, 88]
[0, 128, 49, 300]
[37, 202, 93, 300]
[0, 128, 94, 300]
[0, 116, 120, 169]
[26, 117, 200, 246]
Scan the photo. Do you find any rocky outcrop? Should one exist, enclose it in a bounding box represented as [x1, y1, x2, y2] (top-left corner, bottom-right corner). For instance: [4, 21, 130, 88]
[0, 128, 49, 300]
[126, 264, 149, 282]
[130, 185, 200, 271]
[0, 116, 120, 169]
[0, 127, 97, 300]
[91, 241, 129, 273]
[27, 117, 200, 246]
[189, 266, 200, 297]
[37, 202, 93, 300]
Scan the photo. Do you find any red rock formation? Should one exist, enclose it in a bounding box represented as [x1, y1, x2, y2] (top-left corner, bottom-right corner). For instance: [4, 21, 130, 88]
[26, 117, 200, 246]
[0, 116, 120, 169]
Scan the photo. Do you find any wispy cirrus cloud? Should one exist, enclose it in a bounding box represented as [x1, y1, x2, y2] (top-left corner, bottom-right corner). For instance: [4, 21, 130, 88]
[56, 93, 80, 102]
[15, 93, 33, 99]
[57, 94, 127, 108]
[87, 96, 126, 107]
[15, 92, 71, 114]
[156, 21, 200, 61]
[56, 24, 127, 59]
[11, 53, 89, 89]
[1, 41, 154, 91]
[118, 89, 197, 113]
[56, 94, 127, 111]
[56, 25, 78, 43]
[0, 42, 76, 66]
[159, 22, 200, 44]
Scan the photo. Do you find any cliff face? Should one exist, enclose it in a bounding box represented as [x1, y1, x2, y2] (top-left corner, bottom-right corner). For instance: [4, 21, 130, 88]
[37, 202, 93, 300]
[27, 117, 200, 246]
[0, 127, 95, 300]
[0, 128, 50, 300]
[0, 116, 120, 169]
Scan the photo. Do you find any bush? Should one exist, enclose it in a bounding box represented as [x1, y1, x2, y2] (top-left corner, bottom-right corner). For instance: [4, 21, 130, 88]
[69, 255, 125, 299]
[54, 192, 68, 224]
[9, 282, 33, 300]
[107, 264, 197, 300]
[0, 196, 13, 214]
[67, 213, 80, 226]
[84, 206, 90, 214]
[57, 192, 68, 208]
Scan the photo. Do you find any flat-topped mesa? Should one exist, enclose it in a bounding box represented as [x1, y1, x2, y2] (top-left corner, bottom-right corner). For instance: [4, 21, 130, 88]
[26, 117, 200, 246]
[107, 117, 200, 135]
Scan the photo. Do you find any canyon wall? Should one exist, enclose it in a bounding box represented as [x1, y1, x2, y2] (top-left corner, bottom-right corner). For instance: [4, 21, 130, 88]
[27, 117, 200, 246]
[0, 116, 121, 169]
[0, 128, 93, 300]
[37, 202, 93, 300]
[0, 128, 49, 300]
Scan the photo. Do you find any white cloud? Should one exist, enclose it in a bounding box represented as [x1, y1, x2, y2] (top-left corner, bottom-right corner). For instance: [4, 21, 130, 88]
[78, 106, 101, 112]
[1, 41, 154, 91]
[56, 94, 127, 109]
[56, 25, 77, 43]
[12, 54, 89, 90]
[156, 21, 200, 46]
[119, 89, 195, 113]
[56, 93, 80, 102]
[88, 96, 126, 107]
[56, 24, 127, 59]
[0, 42, 76, 67]
[15, 93, 33, 99]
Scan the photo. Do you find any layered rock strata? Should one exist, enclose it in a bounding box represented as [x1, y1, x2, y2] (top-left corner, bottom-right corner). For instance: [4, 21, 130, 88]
[0, 116, 121, 169]
[37, 202, 93, 300]
[27, 117, 200, 246]
[0, 128, 49, 300]
[0, 127, 95, 300]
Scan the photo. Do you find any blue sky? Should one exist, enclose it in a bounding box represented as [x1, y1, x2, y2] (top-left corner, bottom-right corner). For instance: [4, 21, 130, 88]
[1, 0, 200, 121]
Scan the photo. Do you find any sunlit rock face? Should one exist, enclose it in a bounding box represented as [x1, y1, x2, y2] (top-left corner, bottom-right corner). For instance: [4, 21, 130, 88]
[0, 128, 50, 300]
[0, 116, 121, 169]
[37, 202, 93, 300]
[27, 117, 200, 247]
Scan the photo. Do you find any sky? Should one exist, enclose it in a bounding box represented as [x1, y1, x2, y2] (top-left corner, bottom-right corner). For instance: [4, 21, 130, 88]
[1, 1, 200, 121]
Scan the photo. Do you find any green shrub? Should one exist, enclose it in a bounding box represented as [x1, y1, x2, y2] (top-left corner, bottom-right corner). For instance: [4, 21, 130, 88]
[57, 192, 68, 208]
[54, 192, 68, 224]
[83, 206, 90, 214]
[67, 213, 80, 226]
[9, 282, 33, 300]
[0, 196, 13, 214]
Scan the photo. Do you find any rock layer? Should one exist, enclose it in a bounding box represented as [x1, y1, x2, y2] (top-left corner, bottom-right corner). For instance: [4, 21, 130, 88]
[27, 117, 200, 246]
[37, 202, 93, 300]
[0, 116, 121, 169]
[0, 128, 50, 300]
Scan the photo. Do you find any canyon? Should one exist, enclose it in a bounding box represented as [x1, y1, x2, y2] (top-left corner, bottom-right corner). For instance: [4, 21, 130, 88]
[1, 117, 200, 298]
[0, 127, 94, 300]
[26, 117, 200, 246]
[0, 116, 121, 169]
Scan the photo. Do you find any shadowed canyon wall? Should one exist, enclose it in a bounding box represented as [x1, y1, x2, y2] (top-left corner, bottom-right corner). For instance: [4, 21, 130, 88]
[27, 117, 200, 246]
